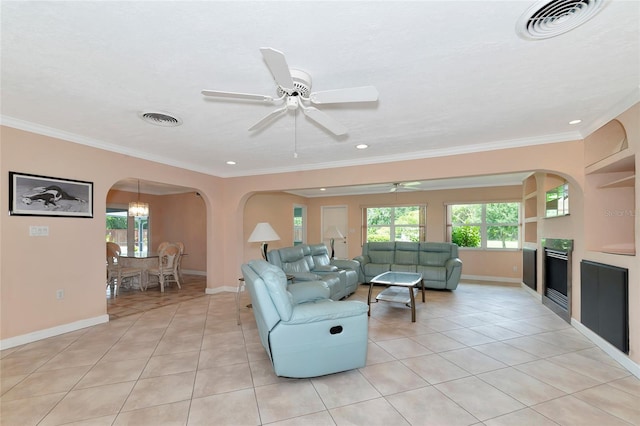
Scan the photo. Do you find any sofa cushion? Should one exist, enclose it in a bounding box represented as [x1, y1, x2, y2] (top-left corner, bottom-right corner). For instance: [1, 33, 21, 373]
[394, 242, 419, 264]
[364, 263, 391, 279]
[391, 264, 417, 273]
[255, 262, 294, 321]
[288, 281, 330, 304]
[284, 300, 369, 325]
[367, 241, 396, 264]
[279, 246, 306, 263]
[418, 242, 453, 266]
[416, 265, 446, 282]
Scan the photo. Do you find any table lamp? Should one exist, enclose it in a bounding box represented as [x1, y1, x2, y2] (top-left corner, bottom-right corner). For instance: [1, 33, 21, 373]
[248, 222, 280, 260]
[325, 225, 344, 258]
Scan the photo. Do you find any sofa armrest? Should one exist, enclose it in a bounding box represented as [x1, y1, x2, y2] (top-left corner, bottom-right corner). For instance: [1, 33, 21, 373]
[288, 272, 323, 282]
[445, 257, 463, 275]
[353, 255, 369, 265]
[353, 255, 369, 283]
[285, 300, 369, 325]
[331, 259, 360, 271]
[314, 265, 339, 272]
[288, 281, 330, 304]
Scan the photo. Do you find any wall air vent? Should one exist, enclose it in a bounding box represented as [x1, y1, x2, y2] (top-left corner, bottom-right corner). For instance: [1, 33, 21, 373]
[516, 0, 606, 40]
[139, 111, 182, 127]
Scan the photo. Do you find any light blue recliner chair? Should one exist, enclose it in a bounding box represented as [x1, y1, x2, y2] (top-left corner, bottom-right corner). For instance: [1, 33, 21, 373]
[241, 259, 369, 378]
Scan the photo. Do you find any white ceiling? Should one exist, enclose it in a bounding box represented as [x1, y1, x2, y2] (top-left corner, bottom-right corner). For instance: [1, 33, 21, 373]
[2, 1, 639, 196]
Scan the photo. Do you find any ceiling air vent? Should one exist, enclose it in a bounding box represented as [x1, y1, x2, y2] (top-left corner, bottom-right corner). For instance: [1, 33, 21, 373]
[139, 111, 182, 127]
[516, 0, 606, 40]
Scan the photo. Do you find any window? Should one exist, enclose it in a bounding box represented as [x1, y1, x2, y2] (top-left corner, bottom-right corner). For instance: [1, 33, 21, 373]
[293, 205, 306, 246]
[106, 208, 149, 255]
[362, 205, 426, 243]
[447, 202, 520, 249]
[545, 183, 569, 217]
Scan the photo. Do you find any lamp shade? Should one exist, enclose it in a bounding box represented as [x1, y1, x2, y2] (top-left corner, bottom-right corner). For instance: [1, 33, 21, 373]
[325, 226, 344, 239]
[248, 222, 280, 243]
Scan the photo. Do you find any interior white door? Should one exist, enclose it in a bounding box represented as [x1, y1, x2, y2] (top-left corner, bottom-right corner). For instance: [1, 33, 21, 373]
[321, 205, 348, 259]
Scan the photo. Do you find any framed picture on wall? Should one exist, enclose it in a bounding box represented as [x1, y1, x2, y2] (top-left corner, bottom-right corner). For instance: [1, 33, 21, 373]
[9, 171, 94, 218]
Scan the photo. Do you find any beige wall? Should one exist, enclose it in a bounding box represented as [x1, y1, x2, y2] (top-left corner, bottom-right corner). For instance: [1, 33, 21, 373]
[1, 126, 223, 342]
[1, 103, 638, 368]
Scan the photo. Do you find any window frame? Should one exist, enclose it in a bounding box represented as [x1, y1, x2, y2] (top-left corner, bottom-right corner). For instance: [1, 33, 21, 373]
[446, 201, 521, 250]
[361, 204, 426, 244]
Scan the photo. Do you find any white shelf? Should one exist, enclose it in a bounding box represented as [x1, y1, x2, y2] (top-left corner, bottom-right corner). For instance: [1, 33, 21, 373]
[598, 174, 635, 189]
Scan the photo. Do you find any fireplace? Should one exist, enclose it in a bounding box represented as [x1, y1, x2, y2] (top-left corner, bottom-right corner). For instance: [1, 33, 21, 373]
[541, 238, 573, 323]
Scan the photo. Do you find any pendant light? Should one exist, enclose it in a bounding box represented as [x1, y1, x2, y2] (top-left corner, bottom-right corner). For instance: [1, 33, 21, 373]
[128, 179, 149, 217]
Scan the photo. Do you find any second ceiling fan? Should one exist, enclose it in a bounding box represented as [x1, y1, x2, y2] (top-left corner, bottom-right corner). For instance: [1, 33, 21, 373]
[202, 48, 379, 136]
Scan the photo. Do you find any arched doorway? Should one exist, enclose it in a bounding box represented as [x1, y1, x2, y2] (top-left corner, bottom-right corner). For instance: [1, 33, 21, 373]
[105, 178, 208, 319]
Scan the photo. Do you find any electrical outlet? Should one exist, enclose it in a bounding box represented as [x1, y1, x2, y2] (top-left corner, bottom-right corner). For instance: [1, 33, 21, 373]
[513, 265, 518, 272]
[56, 289, 64, 299]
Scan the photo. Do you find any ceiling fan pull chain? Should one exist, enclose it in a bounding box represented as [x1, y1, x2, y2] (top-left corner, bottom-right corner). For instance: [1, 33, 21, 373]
[293, 111, 298, 158]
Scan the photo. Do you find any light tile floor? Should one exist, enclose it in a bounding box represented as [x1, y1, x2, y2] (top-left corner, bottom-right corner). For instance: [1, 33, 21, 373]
[2, 278, 639, 425]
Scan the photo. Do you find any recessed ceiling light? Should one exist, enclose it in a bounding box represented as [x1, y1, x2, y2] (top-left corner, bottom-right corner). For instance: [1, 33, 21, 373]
[320, 188, 326, 191]
[569, 119, 582, 125]
[356, 144, 368, 150]
[226, 161, 236, 165]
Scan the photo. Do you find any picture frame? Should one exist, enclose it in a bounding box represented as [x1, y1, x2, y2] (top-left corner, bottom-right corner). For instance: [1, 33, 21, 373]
[9, 171, 94, 218]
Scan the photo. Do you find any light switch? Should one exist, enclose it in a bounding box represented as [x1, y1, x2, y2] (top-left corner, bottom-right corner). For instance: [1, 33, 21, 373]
[29, 225, 49, 237]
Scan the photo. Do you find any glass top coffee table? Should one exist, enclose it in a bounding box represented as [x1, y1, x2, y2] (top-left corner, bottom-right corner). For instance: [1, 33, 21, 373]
[367, 271, 424, 322]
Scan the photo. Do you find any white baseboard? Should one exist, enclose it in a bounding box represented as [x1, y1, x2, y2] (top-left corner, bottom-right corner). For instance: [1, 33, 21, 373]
[572, 319, 640, 379]
[182, 269, 206, 276]
[461, 274, 521, 284]
[0, 314, 109, 350]
[521, 282, 542, 300]
[205, 285, 239, 295]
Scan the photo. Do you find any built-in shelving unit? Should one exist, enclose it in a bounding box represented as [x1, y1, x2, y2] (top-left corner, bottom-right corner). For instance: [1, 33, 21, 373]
[584, 120, 636, 256]
[523, 174, 538, 245]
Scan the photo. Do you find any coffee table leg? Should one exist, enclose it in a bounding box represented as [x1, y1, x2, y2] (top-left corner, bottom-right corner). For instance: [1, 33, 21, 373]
[367, 282, 373, 316]
[409, 287, 416, 322]
[421, 279, 425, 303]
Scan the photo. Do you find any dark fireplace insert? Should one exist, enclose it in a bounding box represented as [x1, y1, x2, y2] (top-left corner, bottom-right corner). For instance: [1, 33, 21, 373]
[541, 238, 573, 323]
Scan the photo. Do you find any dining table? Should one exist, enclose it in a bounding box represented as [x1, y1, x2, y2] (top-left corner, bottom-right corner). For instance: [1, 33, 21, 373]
[118, 252, 159, 290]
[119, 251, 187, 290]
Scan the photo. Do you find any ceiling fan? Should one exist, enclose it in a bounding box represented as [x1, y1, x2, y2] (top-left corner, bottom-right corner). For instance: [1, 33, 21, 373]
[201, 48, 379, 136]
[389, 182, 422, 192]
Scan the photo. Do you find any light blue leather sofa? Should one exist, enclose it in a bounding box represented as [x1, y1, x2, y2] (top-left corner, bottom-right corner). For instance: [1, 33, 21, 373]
[354, 242, 463, 290]
[241, 259, 369, 378]
[267, 244, 360, 300]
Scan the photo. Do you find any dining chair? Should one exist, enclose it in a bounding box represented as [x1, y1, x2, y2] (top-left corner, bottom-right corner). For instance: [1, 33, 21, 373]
[146, 242, 182, 292]
[175, 241, 185, 280]
[106, 242, 143, 296]
[157, 241, 170, 253]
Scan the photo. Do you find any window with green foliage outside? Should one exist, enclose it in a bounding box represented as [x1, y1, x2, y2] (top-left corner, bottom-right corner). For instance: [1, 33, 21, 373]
[447, 202, 520, 249]
[363, 205, 426, 243]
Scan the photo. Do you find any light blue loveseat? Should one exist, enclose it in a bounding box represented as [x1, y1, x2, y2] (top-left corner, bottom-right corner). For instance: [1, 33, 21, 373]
[241, 259, 368, 378]
[354, 242, 463, 290]
[267, 243, 360, 300]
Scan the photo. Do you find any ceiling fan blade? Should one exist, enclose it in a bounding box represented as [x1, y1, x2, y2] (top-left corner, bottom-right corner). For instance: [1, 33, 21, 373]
[310, 86, 379, 104]
[302, 107, 348, 136]
[248, 106, 287, 131]
[260, 47, 294, 92]
[201, 89, 274, 102]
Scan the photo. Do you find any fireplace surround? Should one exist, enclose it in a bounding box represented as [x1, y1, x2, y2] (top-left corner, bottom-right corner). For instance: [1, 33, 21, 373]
[541, 238, 573, 323]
